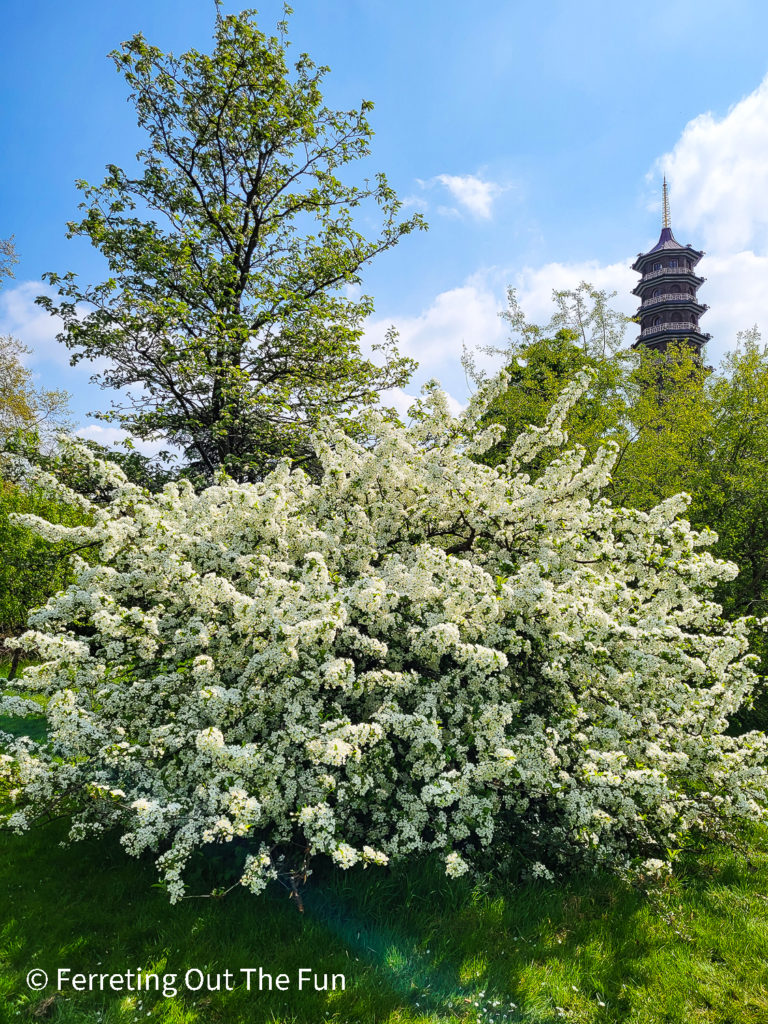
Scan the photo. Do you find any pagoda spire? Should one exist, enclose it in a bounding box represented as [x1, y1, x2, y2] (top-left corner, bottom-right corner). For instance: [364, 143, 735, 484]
[662, 177, 671, 229]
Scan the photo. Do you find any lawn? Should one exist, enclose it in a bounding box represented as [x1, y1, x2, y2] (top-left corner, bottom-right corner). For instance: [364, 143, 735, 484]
[2, 676, 768, 1023]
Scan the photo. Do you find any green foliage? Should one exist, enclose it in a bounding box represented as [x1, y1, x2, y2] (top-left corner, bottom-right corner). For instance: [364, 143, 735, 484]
[548, 280, 633, 358]
[0, 337, 72, 451]
[687, 332, 768, 619]
[39, 8, 425, 482]
[478, 327, 627, 473]
[606, 341, 711, 511]
[0, 477, 91, 642]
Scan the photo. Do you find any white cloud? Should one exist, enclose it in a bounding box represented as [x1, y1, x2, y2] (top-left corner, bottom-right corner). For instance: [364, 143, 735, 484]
[378, 387, 415, 420]
[694, 251, 768, 356]
[0, 279, 118, 411]
[436, 204, 463, 220]
[0, 280, 118, 378]
[400, 194, 429, 212]
[660, 74, 768, 255]
[437, 174, 502, 219]
[75, 424, 129, 445]
[416, 173, 512, 220]
[379, 386, 466, 420]
[75, 424, 173, 460]
[365, 273, 507, 375]
[0, 281, 71, 365]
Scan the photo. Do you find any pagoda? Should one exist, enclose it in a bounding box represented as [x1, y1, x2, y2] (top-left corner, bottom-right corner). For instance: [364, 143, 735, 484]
[631, 179, 710, 355]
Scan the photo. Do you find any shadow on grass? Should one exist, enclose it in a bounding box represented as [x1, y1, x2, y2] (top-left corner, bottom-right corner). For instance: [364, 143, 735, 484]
[311, 834, 768, 1023]
[3, 818, 768, 1024]
[1, 819, 396, 1024]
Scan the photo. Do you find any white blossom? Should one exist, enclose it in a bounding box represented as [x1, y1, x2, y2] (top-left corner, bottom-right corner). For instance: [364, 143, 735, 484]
[1, 372, 766, 897]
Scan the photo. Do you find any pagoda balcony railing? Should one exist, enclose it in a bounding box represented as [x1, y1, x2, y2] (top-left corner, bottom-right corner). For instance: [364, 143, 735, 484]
[640, 322, 699, 338]
[642, 266, 696, 281]
[640, 293, 696, 307]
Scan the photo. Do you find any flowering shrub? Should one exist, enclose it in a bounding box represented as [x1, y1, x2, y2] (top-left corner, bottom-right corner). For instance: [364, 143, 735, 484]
[2, 374, 767, 900]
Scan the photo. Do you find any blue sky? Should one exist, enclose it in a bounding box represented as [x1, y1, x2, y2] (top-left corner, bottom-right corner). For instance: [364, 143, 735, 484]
[3, 0, 768, 446]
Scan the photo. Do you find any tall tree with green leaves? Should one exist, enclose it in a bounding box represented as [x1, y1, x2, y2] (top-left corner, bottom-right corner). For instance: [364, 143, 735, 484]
[39, 8, 425, 481]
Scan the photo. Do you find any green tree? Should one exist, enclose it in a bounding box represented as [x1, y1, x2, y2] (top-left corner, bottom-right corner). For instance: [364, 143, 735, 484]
[39, 8, 425, 482]
[606, 340, 711, 511]
[472, 286, 629, 474]
[549, 280, 632, 358]
[0, 336, 72, 451]
[686, 332, 768, 620]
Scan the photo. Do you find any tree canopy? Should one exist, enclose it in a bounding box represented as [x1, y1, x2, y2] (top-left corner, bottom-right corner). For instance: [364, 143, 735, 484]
[39, 8, 425, 481]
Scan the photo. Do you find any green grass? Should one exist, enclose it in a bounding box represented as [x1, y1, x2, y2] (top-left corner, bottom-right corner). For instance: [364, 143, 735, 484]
[2, 679, 768, 1024]
[2, 811, 768, 1022]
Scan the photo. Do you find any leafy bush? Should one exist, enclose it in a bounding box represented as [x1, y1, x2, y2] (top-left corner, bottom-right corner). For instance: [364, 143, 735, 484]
[2, 375, 767, 900]
[0, 476, 90, 644]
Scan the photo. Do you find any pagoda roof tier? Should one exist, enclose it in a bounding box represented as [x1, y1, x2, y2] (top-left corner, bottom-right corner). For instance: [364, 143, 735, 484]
[638, 294, 708, 313]
[634, 338, 709, 355]
[632, 325, 711, 349]
[632, 270, 704, 296]
[631, 227, 704, 272]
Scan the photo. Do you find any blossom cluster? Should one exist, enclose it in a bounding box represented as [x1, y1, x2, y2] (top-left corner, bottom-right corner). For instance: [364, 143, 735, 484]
[2, 373, 767, 899]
